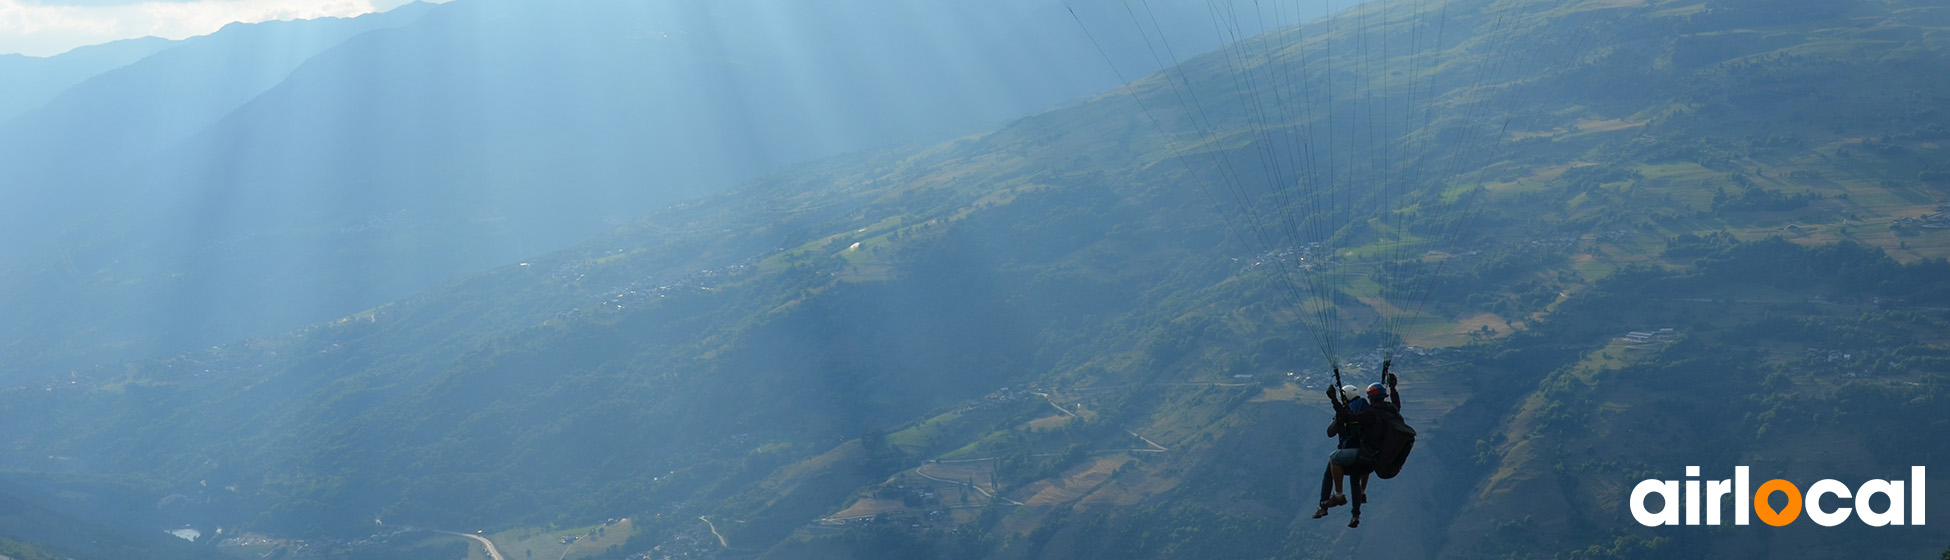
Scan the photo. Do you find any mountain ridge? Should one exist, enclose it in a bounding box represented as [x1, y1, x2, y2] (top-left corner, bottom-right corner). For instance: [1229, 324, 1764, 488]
[0, 36, 176, 124]
[0, 0, 1294, 384]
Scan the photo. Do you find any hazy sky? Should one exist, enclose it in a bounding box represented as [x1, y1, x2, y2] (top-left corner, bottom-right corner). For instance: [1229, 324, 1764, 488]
[0, 0, 450, 56]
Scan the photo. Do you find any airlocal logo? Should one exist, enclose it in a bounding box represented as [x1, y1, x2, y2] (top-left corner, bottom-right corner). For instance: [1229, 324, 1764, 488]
[1631, 466, 1926, 527]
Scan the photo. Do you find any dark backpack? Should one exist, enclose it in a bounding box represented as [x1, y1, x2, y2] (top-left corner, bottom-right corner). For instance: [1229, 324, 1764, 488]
[1360, 404, 1417, 479]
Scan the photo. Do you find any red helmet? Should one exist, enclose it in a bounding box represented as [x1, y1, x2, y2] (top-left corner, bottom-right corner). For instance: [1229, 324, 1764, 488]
[1366, 383, 1386, 400]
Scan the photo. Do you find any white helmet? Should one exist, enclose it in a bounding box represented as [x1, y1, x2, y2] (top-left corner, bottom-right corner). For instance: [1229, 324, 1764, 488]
[1341, 385, 1362, 402]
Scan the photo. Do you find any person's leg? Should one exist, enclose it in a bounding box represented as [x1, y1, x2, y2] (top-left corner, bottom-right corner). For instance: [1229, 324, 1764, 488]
[1348, 474, 1364, 528]
[1327, 449, 1362, 507]
[1330, 462, 1345, 496]
[1320, 463, 1335, 503]
[1350, 475, 1363, 516]
[1314, 462, 1335, 518]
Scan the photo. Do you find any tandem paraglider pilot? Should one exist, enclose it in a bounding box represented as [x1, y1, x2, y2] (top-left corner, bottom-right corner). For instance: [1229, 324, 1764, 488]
[1313, 360, 1415, 528]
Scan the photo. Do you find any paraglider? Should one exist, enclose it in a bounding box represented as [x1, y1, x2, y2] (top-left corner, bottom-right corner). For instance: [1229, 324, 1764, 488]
[1313, 360, 1413, 526]
[1064, 0, 1589, 526]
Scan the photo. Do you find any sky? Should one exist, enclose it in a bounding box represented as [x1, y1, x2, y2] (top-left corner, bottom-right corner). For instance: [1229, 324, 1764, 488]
[0, 0, 449, 56]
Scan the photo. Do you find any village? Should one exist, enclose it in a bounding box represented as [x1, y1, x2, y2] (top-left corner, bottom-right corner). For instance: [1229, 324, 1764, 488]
[1891, 204, 1950, 231]
[1619, 328, 1678, 344]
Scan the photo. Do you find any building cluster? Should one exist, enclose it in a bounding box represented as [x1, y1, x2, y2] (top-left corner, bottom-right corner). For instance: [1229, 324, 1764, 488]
[814, 509, 954, 533]
[1515, 235, 1582, 252]
[1283, 346, 1452, 392]
[1622, 328, 1677, 343]
[1891, 210, 1950, 230]
[216, 535, 289, 549]
[624, 524, 718, 560]
[594, 256, 764, 312]
[1808, 347, 1857, 363]
[965, 384, 1036, 410]
[1245, 243, 1328, 270]
[218, 527, 421, 558]
[552, 259, 600, 283]
[546, 254, 768, 323]
[1797, 346, 1902, 378]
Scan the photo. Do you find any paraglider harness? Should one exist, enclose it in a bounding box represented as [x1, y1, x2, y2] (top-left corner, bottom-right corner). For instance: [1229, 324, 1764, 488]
[1333, 359, 1418, 479]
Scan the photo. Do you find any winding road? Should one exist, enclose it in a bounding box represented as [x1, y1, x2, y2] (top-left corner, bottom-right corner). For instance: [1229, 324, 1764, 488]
[1035, 391, 1168, 452]
[1125, 429, 1168, 453]
[914, 462, 1025, 506]
[429, 530, 505, 560]
[699, 516, 728, 548]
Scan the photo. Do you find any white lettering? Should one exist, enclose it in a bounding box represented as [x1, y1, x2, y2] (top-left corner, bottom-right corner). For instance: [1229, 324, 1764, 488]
[1807, 479, 1852, 527]
[1631, 479, 1681, 527]
[1915, 466, 1926, 526]
[1685, 479, 1701, 525]
[1855, 479, 1904, 527]
[1735, 466, 1750, 526]
[1706, 479, 1732, 525]
[1633, 466, 1931, 528]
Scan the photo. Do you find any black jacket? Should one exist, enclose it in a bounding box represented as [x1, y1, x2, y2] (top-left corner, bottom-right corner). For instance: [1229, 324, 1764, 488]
[1326, 397, 1369, 449]
[1359, 386, 1405, 458]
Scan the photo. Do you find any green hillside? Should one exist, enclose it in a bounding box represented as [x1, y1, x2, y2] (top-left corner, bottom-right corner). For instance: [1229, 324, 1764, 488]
[0, 487, 208, 560]
[3, 0, 1949, 558]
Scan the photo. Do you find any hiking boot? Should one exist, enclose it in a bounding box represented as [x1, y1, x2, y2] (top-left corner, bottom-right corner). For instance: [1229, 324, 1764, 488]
[1312, 505, 1330, 519]
[1348, 514, 1361, 528]
[1328, 493, 1348, 507]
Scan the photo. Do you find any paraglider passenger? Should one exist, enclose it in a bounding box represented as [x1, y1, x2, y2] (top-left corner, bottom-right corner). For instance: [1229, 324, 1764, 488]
[1315, 384, 1372, 524]
[1314, 363, 1402, 528]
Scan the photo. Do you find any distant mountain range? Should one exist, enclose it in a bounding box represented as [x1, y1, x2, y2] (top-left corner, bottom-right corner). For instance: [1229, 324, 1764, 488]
[0, 37, 176, 124]
[0, 0, 1300, 381]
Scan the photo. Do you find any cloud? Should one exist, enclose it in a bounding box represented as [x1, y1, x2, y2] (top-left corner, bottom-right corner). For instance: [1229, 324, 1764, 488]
[14, 0, 203, 6]
[0, 0, 429, 56]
